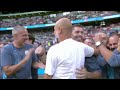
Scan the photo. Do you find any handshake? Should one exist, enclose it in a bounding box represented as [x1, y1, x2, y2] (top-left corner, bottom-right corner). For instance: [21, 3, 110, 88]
[35, 46, 46, 57]
[25, 46, 45, 56]
[24, 46, 46, 62]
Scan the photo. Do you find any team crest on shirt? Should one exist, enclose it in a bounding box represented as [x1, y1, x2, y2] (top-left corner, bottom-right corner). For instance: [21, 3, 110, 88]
[25, 50, 29, 55]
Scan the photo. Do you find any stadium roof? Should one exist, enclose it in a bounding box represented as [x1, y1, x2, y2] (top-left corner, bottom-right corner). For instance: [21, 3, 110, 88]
[0, 11, 49, 16]
[0, 11, 63, 19]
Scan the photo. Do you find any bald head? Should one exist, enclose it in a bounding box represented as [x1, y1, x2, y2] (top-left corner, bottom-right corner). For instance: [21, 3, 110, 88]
[54, 18, 72, 42]
[55, 18, 72, 32]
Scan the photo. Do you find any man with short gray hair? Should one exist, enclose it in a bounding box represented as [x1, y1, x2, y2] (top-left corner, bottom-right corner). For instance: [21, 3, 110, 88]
[1, 25, 42, 79]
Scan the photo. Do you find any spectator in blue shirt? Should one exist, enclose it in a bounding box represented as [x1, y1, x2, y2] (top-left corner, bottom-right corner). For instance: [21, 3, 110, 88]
[1, 26, 42, 79]
[72, 25, 101, 79]
[94, 33, 120, 79]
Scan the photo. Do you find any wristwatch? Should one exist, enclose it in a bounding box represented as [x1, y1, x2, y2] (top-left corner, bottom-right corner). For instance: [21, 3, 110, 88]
[95, 41, 101, 47]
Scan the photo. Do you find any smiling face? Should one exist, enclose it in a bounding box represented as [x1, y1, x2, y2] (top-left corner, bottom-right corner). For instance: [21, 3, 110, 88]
[108, 35, 119, 51]
[14, 29, 29, 45]
[72, 26, 84, 42]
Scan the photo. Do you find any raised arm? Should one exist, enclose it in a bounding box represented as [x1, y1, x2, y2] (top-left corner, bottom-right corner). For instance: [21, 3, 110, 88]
[1, 48, 35, 76]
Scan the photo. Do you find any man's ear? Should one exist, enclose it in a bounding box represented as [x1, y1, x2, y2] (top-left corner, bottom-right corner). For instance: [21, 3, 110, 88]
[59, 27, 62, 34]
[13, 34, 17, 39]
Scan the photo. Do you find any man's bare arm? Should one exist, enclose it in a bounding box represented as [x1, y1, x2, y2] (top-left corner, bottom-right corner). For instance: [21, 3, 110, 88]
[3, 48, 35, 76]
[98, 44, 113, 61]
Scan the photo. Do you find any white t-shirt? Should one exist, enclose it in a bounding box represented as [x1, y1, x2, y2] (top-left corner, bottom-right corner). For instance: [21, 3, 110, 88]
[45, 38, 94, 79]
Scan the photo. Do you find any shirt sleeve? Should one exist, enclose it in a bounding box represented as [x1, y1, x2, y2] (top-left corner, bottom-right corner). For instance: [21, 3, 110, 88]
[32, 53, 39, 63]
[107, 54, 120, 67]
[45, 47, 58, 76]
[85, 56, 101, 72]
[113, 49, 120, 54]
[96, 55, 107, 66]
[84, 44, 94, 57]
[1, 47, 13, 68]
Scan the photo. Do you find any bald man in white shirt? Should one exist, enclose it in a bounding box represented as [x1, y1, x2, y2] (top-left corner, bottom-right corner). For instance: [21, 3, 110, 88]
[44, 18, 95, 79]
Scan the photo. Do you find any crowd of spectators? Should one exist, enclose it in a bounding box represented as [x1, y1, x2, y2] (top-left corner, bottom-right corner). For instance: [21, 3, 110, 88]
[0, 11, 119, 28]
[0, 11, 120, 79]
[1, 22, 120, 52]
[0, 11, 120, 52]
